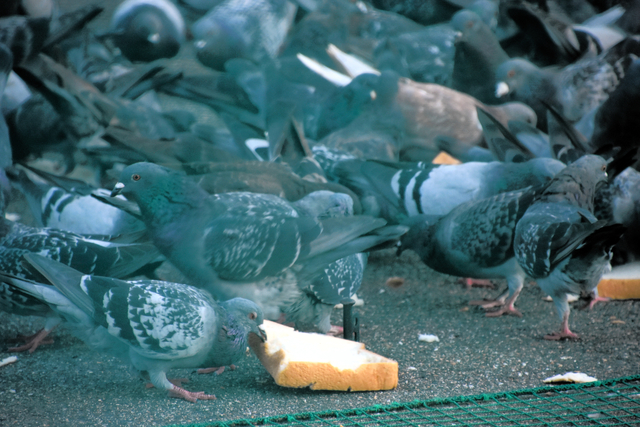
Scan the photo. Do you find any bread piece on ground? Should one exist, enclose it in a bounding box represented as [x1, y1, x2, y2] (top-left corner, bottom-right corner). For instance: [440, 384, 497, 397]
[249, 321, 398, 391]
[597, 262, 640, 299]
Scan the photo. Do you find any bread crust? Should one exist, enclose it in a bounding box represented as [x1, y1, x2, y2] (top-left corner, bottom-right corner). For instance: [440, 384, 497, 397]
[249, 321, 398, 391]
[597, 263, 640, 299]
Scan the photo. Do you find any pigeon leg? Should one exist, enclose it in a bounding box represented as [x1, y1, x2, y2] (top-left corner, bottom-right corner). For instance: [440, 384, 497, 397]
[485, 278, 523, 317]
[469, 288, 509, 308]
[583, 289, 609, 310]
[544, 295, 579, 340]
[149, 371, 216, 402]
[459, 278, 495, 289]
[7, 327, 56, 353]
[544, 311, 579, 340]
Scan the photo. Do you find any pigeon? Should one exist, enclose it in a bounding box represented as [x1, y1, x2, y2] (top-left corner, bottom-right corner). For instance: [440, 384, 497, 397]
[193, 0, 297, 70]
[397, 185, 547, 318]
[7, 166, 146, 236]
[0, 14, 49, 66]
[319, 154, 565, 223]
[451, 8, 509, 105]
[595, 166, 640, 265]
[110, 162, 404, 321]
[301, 52, 539, 163]
[513, 154, 624, 340]
[10, 253, 266, 403]
[0, 211, 160, 352]
[589, 58, 640, 152]
[0, 43, 12, 169]
[496, 38, 640, 128]
[108, 0, 186, 62]
[287, 190, 367, 333]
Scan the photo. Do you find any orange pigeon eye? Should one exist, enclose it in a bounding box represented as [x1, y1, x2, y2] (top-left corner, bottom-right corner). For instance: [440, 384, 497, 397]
[131, 174, 141, 181]
[507, 69, 516, 78]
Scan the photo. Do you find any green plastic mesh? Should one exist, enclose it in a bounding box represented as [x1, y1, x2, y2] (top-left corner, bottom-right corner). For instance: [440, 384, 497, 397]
[171, 375, 640, 427]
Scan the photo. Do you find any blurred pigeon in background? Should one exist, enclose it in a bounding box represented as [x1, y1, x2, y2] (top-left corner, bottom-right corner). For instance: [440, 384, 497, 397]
[193, 0, 297, 70]
[107, 0, 186, 62]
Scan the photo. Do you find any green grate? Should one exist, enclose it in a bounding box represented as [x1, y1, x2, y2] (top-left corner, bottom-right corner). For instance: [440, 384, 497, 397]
[170, 375, 640, 427]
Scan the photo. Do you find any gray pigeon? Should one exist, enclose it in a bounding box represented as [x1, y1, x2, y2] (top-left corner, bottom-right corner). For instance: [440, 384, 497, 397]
[514, 154, 624, 340]
[0, 213, 160, 353]
[397, 185, 547, 318]
[111, 162, 403, 321]
[316, 149, 564, 223]
[193, 0, 297, 70]
[7, 167, 145, 236]
[9, 254, 265, 403]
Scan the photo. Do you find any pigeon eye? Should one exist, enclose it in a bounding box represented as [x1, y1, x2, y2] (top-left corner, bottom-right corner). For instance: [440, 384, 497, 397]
[131, 174, 141, 181]
[248, 312, 257, 320]
[507, 69, 516, 78]
[601, 165, 606, 172]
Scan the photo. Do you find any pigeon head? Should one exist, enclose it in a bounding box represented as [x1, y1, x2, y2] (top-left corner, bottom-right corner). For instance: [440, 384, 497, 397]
[111, 162, 204, 218]
[110, 0, 185, 62]
[221, 297, 266, 342]
[396, 214, 440, 258]
[495, 58, 540, 99]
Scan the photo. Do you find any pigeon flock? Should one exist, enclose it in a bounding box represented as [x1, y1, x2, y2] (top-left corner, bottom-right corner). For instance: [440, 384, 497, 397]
[1, 0, 639, 404]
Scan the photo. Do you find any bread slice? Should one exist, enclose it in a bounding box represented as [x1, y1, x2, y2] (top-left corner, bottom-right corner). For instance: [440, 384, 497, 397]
[597, 262, 640, 299]
[249, 321, 398, 391]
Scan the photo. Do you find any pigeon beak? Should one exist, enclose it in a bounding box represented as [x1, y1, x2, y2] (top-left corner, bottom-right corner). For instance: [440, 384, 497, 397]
[255, 325, 267, 342]
[495, 82, 510, 98]
[111, 182, 125, 197]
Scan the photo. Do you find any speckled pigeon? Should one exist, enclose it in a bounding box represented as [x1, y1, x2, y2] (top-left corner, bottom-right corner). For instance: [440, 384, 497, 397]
[397, 185, 547, 319]
[111, 162, 403, 321]
[8, 253, 265, 403]
[514, 154, 625, 340]
[288, 190, 367, 333]
[0, 214, 160, 353]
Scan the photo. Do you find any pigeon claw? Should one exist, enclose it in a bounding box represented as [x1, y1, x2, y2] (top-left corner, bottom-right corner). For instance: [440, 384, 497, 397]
[485, 306, 523, 317]
[168, 386, 216, 402]
[544, 331, 579, 341]
[7, 329, 55, 353]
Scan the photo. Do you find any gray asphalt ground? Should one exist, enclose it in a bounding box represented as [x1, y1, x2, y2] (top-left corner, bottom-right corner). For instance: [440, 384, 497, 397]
[2, 247, 639, 427]
[1, 1, 639, 426]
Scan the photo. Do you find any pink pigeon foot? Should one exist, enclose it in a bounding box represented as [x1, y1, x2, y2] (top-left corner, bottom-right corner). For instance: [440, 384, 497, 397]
[458, 278, 495, 289]
[197, 364, 236, 375]
[544, 312, 579, 340]
[485, 305, 523, 317]
[544, 330, 579, 340]
[587, 295, 609, 310]
[484, 291, 522, 317]
[8, 328, 55, 353]
[168, 385, 216, 402]
[327, 325, 344, 337]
